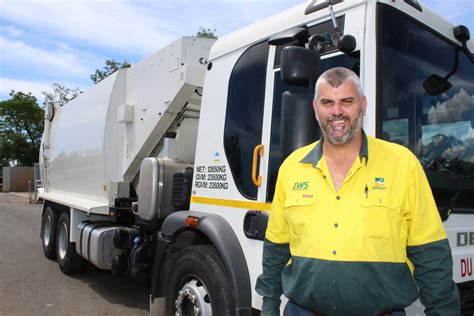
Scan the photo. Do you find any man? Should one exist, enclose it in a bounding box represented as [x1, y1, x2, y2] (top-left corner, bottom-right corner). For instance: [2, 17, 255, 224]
[256, 67, 460, 316]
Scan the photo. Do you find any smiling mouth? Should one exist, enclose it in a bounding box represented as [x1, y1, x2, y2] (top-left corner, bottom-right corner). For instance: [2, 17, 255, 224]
[328, 119, 348, 131]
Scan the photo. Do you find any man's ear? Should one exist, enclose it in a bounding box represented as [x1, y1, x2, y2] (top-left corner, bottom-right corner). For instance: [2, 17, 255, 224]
[361, 96, 367, 116]
[313, 99, 320, 122]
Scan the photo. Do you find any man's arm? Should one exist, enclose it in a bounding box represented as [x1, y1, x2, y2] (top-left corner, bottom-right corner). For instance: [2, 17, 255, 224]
[256, 175, 291, 316]
[407, 240, 459, 315]
[257, 239, 291, 316]
[405, 157, 460, 316]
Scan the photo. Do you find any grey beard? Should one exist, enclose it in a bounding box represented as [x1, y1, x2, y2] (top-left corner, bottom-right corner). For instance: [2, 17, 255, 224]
[317, 110, 364, 146]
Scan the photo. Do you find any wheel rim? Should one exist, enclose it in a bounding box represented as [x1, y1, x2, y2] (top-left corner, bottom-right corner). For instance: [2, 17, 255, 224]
[58, 222, 68, 260]
[175, 277, 212, 316]
[43, 214, 52, 247]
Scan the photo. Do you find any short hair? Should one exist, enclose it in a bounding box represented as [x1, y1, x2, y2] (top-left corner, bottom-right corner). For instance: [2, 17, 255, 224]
[314, 67, 363, 100]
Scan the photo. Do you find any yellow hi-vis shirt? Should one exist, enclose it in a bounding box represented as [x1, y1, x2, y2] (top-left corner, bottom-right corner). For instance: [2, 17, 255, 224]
[256, 132, 460, 316]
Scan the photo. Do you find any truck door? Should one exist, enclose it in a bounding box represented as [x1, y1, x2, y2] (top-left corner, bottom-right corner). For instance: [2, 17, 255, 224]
[223, 8, 365, 204]
[259, 20, 362, 203]
[223, 41, 270, 203]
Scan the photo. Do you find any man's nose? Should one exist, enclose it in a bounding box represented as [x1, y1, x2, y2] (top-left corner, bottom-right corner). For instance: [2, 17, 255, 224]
[330, 102, 344, 116]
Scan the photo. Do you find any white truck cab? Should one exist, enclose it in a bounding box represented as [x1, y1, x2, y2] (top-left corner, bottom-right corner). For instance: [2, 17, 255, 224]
[39, 1, 474, 315]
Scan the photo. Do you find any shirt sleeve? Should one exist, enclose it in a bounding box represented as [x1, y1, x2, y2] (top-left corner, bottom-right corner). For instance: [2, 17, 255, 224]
[405, 156, 460, 315]
[256, 172, 291, 316]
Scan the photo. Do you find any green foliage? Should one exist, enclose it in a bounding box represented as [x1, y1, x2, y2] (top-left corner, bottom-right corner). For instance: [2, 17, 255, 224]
[90, 59, 131, 84]
[195, 27, 217, 39]
[42, 83, 82, 108]
[0, 91, 44, 166]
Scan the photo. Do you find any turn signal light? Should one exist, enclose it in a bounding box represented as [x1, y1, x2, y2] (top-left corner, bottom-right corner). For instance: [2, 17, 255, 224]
[185, 216, 199, 227]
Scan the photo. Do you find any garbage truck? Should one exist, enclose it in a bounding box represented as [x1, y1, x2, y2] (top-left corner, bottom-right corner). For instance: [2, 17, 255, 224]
[39, 0, 474, 315]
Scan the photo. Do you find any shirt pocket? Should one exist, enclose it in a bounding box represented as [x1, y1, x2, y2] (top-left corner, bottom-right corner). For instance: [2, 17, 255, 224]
[359, 197, 399, 240]
[284, 195, 316, 237]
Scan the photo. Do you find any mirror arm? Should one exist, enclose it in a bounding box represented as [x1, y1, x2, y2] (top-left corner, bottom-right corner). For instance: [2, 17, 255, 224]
[443, 49, 460, 81]
[327, 1, 342, 48]
[328, 3, 339, 35]
[461, 41, 474, 63]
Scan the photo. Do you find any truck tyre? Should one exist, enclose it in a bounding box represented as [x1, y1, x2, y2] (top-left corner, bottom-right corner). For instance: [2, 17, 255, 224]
[41, 206, 58, 259]
[56, 211, 86, 274]
[165, 245, 235, 316]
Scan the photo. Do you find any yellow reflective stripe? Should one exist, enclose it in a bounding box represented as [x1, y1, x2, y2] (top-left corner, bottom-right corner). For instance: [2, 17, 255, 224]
[191, 196, 272, 211]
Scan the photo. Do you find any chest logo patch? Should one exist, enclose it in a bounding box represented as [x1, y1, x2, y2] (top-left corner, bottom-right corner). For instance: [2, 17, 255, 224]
[293, 181, 309, 191]
[373, 177, 387, 190]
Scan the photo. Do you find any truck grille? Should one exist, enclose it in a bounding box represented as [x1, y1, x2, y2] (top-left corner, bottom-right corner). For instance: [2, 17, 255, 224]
[458, 280, 474, 316]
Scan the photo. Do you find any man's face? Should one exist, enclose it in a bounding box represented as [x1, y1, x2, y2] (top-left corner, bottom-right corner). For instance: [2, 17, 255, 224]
[313, 81, 367, 146]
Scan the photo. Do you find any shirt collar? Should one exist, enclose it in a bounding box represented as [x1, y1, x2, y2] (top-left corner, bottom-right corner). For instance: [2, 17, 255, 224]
[300, 129, 369, 166]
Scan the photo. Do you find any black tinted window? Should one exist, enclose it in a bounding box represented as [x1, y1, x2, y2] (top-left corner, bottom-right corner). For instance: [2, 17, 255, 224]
[224, 42, 269, 200]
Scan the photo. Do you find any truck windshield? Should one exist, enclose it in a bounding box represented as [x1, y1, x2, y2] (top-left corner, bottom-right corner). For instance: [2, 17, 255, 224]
[377, 4, 474, 211]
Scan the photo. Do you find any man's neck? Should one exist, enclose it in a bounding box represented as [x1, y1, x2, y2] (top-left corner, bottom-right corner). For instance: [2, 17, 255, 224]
[323, 130, 363, 191]
[323, 130, 363, 163]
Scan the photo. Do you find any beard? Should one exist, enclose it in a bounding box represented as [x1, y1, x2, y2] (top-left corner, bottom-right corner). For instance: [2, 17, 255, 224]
[316, 109, 364, 146]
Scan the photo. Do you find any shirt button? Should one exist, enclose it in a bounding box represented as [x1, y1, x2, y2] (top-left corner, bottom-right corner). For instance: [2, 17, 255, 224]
[336, 196, 341, 200]
[332, 250, 337, 255]
[323, 175, 327, 179]
[331, 280, 336, 285]
[334, 223, 339, 228]
[333, 306, 337, 311]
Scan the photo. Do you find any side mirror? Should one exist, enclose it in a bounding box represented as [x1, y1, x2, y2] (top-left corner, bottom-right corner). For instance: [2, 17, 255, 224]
[423, 74, 452, 96]
[454, 25, 474, 63]
[338, 34, 356, 53]
[280, 46, 320, 86]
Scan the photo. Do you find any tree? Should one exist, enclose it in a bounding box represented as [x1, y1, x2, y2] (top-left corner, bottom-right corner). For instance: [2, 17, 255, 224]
[0, 91, 44, 166]
[195, 27, 217, 39]
[90, 59, 131, 84]
[42, 83, 82, 108]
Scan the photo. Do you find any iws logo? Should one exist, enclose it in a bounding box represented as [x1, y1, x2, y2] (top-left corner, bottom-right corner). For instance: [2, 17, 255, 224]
[293, 181, 309, 191]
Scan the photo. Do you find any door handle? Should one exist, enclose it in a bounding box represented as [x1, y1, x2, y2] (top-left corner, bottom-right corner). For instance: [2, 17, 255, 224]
[252, 144, 264, 187]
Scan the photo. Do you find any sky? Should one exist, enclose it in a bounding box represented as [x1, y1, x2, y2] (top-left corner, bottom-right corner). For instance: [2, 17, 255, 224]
[0, 0, 473, 105]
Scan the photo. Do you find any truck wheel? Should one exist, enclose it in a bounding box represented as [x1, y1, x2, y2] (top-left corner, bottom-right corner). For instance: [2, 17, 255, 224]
[56, 211, 86, 274]
[41, 206, 58, 259]
[165, 245, 234, 316]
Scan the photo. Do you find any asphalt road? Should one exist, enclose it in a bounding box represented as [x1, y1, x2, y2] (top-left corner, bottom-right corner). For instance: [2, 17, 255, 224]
[0, 193, 149, 316]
